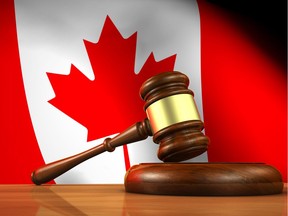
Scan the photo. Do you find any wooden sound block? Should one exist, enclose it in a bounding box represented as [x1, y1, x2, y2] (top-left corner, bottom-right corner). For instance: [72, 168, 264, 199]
[124, 163, 283, 196]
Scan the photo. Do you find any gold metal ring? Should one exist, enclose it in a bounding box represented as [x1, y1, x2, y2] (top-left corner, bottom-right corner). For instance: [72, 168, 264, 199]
[146, 94, 200, 134]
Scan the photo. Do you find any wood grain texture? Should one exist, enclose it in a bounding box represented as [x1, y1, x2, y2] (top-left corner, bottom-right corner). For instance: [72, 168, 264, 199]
[0, 184, 286, 216]
[140, 71, 209, 161]
[125, 163, 284, 196]
[153, 120, 209, 162]
[31, 118, 152, 185]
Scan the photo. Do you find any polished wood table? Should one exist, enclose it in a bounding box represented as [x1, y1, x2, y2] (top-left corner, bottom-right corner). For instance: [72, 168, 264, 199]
[0, 184, 286, 215]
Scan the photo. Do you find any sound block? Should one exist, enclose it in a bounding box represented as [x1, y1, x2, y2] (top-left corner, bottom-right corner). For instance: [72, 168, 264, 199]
[124, 163, 283, 196]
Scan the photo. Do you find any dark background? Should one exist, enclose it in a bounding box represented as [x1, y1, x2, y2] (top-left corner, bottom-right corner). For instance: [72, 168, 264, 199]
[207, 0, 287, 72]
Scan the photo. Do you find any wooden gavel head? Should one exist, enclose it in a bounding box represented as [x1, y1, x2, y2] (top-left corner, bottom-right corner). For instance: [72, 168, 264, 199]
[140, 71, 209, 162]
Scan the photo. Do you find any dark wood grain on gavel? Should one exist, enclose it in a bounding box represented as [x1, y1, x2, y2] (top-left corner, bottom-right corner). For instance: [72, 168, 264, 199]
[125, 163, 284, 196]
[140, 71, 209, 161]
[31, 71, 209, 185]
[31, 119, 152, 185]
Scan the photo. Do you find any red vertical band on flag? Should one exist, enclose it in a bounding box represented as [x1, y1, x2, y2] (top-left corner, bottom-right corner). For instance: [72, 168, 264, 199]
[0, 0, 54, 184]
[197, 0, 287, 181]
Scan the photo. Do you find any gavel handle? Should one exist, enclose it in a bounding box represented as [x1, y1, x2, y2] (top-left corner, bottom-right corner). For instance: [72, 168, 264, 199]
[31, 118, 152, 185]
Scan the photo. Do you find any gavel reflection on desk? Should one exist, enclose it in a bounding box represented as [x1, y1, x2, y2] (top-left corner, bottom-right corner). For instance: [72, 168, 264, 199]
[31, 71, 209, 185]
[31, 71, 283, 196]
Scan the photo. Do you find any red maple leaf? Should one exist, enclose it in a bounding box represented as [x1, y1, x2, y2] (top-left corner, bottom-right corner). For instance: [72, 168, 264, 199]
[47, 16, 176, 142]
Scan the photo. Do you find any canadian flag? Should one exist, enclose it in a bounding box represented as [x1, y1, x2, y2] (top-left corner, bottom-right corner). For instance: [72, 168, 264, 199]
[0, 0, 286, 184]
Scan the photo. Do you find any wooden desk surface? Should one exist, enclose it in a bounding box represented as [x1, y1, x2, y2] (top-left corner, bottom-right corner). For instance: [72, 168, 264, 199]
[0, 184, 286, 216]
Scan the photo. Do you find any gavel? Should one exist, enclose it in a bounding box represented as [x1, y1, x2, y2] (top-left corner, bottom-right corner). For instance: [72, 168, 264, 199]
[31, 71, 209, 185]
